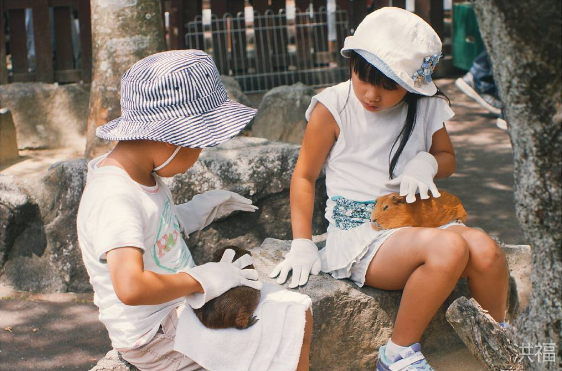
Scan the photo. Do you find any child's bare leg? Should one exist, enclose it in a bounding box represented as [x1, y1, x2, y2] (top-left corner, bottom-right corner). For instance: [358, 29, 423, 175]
[446, 226, 509, 322]
[364, 228, 469, 346]
[296, 308, 313, 371]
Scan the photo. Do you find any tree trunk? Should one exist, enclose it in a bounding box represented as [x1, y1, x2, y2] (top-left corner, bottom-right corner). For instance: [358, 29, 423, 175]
[471, 1, 562, 370]
[85, 0, 165, 158]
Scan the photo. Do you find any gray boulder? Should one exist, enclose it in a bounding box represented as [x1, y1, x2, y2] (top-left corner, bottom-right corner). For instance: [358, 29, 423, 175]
[91, 238, 528, 371]
[251, 83, 316, 144]
[0, 137, 327, 292]
[0, 82, 89, 149]
[166, 137, 328, 264]
[221, 75, 254, 109]
[0, 108, 20, 165]
[0, 160, 88, 293]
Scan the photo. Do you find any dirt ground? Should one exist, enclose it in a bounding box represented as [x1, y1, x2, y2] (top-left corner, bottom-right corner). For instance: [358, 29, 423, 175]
[0, 78, 522, 370]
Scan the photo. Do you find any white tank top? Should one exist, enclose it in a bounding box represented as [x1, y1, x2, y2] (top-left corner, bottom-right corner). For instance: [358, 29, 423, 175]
[305, 81, 455, 225]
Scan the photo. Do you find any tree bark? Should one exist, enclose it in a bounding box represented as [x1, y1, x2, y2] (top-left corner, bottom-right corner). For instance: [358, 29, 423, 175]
[471, 1, 562, 370]
[85, 0, 165, 158]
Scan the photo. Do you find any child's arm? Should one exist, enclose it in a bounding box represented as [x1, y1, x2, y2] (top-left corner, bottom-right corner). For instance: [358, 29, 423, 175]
[291, 103, 339, 239]
[270, 103, 338, 287]
[106, 247, 203, 306]
[429, 126, 456, 179]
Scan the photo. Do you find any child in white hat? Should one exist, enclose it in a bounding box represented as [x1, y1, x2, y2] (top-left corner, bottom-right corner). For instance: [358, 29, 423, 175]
[77, 50, 312, 371]
[270, 7, 509, 371]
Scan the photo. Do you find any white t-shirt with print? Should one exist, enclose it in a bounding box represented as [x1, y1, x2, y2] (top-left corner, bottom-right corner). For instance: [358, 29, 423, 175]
[305, 80, 455, 225]
[77, 155, 195, 349]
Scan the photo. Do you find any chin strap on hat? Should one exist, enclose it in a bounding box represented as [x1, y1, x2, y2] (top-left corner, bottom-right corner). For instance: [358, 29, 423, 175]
[153, 146, 181, 172]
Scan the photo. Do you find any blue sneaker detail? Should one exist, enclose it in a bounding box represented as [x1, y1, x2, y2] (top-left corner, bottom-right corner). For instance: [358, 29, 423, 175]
[377, 343, 435, 371]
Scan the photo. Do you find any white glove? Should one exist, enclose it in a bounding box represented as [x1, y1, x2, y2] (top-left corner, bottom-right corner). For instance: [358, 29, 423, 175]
[176, 190, 258, 235]
[388, 152, 441, 203]
[181, 249, 263, 309]
[269, 239, 321, 288]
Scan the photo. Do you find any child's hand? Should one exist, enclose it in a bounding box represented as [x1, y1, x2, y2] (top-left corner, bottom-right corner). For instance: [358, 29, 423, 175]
[269, 239, 321, 288]
[182, 248, 262, 309]
[387, 152, 441, 203]
[176, 190, 258, 235]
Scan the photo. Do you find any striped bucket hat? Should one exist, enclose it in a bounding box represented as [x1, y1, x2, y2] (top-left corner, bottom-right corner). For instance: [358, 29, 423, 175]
[96, 50, 256, 148]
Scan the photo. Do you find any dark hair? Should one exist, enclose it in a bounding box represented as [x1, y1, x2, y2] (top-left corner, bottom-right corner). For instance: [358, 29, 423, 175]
[342, 51, 449, 179]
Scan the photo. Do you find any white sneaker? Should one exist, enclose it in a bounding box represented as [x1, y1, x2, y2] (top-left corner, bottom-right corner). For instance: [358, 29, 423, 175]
[455, 73, 502, 116]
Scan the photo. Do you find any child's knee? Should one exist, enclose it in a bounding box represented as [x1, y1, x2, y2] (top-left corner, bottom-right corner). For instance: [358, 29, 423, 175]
[427, 231, 469, 274]
[468, 232, 507, 274]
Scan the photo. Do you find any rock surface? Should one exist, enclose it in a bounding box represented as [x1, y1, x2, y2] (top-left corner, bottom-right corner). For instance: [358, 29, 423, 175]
[0, 137, 327, 292]
[0, 82, 89, 150]
[221, 75, 254, 108]
[166, 137, 327, 264]
[251, 83, 316, 144]
[91, 237, 526, 371]
[0, 108, 19, 165]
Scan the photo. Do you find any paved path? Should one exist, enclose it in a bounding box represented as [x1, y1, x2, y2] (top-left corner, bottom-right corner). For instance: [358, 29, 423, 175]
[0, 78, 524, 370]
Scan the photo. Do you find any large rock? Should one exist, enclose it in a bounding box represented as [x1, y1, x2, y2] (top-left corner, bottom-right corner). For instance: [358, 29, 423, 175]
[251, 83, 316, 144]
[0, 108, 19, 165]
[91, 238, 528, 371]
[221, 75, 254, 108]
[0, 175, 39, 268]
[166, 137, 328, 264]
[0, 137, 327, 292]
[0, 161, 87, 293]
[251, 238, 527, 371]
[0, 82, 89, 149]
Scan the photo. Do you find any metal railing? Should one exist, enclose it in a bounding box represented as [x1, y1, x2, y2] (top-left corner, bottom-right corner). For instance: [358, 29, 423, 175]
[185, 6, 350, 93]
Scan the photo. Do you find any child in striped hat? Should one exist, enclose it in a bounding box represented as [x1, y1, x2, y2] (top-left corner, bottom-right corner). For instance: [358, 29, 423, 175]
[77, 50, 312, 371]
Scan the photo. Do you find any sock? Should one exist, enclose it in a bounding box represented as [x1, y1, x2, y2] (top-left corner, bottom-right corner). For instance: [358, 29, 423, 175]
[385, 338, 409, 361]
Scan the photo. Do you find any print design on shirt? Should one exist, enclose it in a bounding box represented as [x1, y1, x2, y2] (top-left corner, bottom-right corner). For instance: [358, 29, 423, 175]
[152, 200, 194, 272]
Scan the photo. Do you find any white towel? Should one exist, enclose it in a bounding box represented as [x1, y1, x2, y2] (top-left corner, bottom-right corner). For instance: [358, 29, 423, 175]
[174, 283, 311, 371]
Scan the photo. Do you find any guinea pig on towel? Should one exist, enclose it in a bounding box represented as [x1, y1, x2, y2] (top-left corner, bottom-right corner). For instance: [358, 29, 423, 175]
[371, 191, 467, 230]
[193, 246, 261, 330]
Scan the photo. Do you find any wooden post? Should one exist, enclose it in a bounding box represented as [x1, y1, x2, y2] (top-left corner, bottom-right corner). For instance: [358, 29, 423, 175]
[414, 0, 444, 38]
[351, 0, 368, 32]
[53, 6, 74, 71]
[7, 9, 28, 76]
[77, 0, 92, 82]
[32, 0, 54, 83]
[0, 1, 9, 84]
[184, 0, 203, 50]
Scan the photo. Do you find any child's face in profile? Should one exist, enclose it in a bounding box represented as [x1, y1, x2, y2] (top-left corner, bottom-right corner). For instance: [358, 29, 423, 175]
[351, 70, 408, 112]
[154, 145, 203, 177]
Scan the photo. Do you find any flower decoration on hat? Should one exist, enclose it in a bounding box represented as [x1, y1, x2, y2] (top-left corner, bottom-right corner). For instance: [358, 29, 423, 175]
[412, 52, 443, 87]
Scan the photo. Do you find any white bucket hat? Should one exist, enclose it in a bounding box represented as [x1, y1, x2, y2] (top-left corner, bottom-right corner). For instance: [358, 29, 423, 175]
[341, 7, 443, 96]
[97, 50, 256, 148]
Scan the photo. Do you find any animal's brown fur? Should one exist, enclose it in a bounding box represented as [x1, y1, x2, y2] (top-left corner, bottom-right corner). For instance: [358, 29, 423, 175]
[371, 191, 467, 230]
[193, 246, 261, 330]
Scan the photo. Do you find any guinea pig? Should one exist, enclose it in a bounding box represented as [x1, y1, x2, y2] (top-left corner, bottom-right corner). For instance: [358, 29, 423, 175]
[371, 191, 467, 230]
[193, 246, 261, 330]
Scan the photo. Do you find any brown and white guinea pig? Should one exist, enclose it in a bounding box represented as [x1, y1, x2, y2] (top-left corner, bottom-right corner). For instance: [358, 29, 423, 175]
[193, 246, 261, 330]
[371, 191, 467, 230]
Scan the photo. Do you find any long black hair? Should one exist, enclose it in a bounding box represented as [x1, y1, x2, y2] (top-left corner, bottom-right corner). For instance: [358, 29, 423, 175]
[341, 51, 449, 179]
